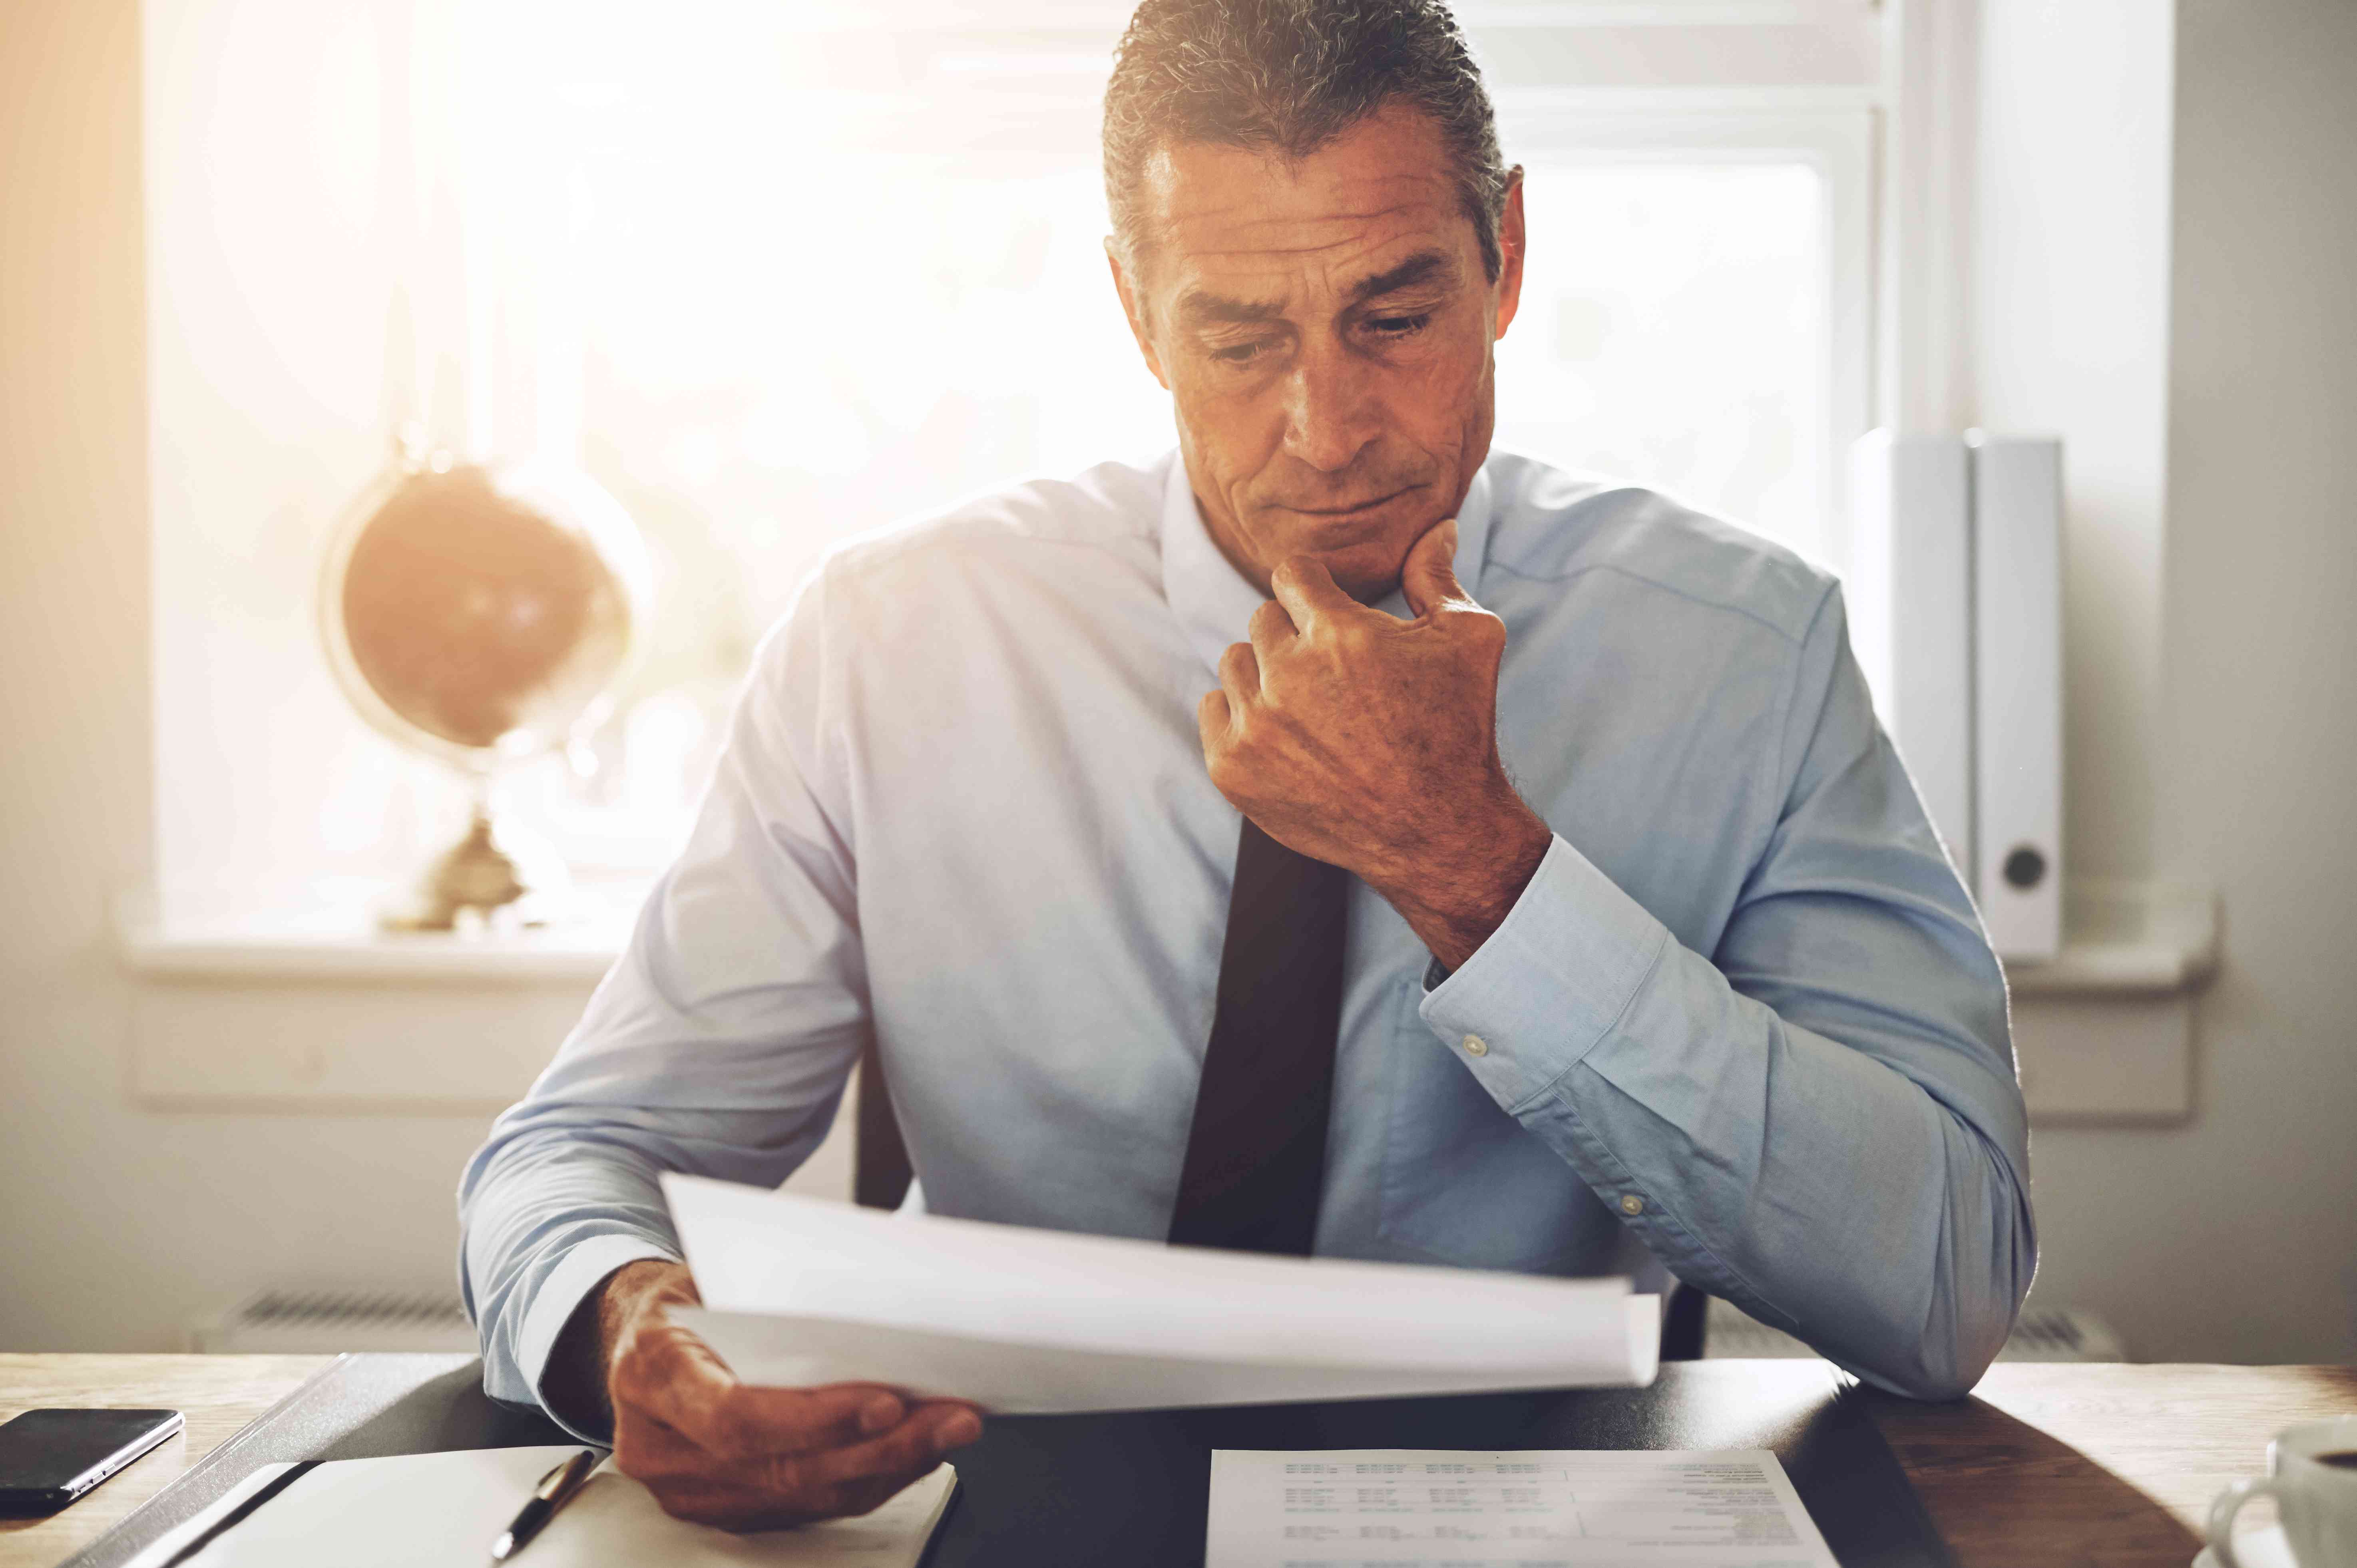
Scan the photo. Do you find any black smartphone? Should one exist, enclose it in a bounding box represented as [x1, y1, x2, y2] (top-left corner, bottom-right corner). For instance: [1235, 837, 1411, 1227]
[0, 1408, 184, 1516]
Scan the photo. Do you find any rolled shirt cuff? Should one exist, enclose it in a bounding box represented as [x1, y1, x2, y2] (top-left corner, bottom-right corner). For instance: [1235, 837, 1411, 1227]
[518, 1233, 681, 1445]
[1417, 834, 1671, 1112]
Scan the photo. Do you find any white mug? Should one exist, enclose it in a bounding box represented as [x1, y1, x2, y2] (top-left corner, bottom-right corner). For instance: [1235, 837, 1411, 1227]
[2209, 1415, 2357, 1568]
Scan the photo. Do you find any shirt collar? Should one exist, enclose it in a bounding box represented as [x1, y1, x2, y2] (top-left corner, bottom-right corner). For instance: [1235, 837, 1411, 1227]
[1157, 451, 1496, 675]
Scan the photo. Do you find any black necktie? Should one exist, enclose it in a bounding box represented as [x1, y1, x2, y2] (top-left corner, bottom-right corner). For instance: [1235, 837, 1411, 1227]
[1167, 817, 1349, 1256]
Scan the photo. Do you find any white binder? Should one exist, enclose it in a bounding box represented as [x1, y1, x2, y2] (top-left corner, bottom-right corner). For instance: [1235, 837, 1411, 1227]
[1969, 434, 2064, 960]
[1849, 431, 1973, 873]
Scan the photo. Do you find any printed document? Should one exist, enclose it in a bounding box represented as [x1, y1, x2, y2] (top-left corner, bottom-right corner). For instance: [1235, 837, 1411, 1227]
[1206, 1449, 1839, 1568]
[663, 1175, 1658, 1414]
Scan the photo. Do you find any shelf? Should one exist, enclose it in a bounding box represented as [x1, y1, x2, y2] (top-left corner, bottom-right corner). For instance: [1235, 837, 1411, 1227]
[120, 922, 627, 985]
[115, 885, 642, 986]
[2000, 880, 2219, 998]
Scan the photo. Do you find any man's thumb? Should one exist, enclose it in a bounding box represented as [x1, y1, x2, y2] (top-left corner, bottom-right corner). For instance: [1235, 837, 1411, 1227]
[1401, 517, 1464, 618]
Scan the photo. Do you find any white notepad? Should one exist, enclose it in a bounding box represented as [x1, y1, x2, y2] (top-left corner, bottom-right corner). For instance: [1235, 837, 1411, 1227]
[131, 1445, 956, 1568]
[1206, 1448, 1838, 1568]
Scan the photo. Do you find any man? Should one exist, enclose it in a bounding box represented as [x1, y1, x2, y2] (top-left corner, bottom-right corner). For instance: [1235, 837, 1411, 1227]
[460, 0, 2034, 1529]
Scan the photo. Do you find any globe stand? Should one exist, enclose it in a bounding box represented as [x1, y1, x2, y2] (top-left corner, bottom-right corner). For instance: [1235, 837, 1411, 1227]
[319, 451, 648, 936]
[380, 797, 572, 933]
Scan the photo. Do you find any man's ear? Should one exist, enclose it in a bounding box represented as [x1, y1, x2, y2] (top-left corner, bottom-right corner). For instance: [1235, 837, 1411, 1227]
[1106, 240, 1171, 391]
[1491, 169, 1527, 342]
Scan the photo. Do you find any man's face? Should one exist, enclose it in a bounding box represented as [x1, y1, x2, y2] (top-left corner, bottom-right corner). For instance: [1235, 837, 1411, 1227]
[1110, 105, 1525, 601]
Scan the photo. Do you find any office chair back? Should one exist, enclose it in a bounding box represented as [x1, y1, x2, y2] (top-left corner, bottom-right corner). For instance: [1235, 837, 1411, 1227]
[854, 1037, 915, 1211]
[852, 1036, 1707, 1358]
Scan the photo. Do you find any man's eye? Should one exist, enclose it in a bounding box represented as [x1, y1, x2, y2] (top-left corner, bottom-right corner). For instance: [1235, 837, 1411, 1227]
[1210, 340, 1272, 366]
[1367, 312, 1431, 338]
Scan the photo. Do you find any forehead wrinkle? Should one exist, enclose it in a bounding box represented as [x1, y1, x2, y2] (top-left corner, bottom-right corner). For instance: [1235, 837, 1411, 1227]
[1171, 212, 1437, 282]
[1183, 241, 1411, 268]
[1143, 137, 1451, 209]
[1180, 227, 1435, 261]
[1167, 193, 1450, 243]
[1168, 228, 1447, 327]
[1141, 139, 1471, 321]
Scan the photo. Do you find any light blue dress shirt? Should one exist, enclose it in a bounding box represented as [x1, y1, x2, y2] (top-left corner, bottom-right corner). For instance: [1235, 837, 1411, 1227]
[459, 448, 2034, 1423]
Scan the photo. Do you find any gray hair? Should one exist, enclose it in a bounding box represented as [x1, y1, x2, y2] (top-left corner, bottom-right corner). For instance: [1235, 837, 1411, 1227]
[1102, 0, 1512, 285]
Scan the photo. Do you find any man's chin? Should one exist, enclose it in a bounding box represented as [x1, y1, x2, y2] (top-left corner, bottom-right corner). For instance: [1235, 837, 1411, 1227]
[1310, 540, 1421, 605]
[1234, 492, 1449, 602]
[1263, 490, 1450, 592]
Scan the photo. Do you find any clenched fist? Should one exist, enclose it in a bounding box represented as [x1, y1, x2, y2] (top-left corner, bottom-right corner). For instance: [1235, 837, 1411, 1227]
[1198, 516, 1553, 970]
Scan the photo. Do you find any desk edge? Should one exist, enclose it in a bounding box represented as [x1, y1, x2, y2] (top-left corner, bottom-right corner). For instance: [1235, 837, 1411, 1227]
[57, 1355, 352, 1568]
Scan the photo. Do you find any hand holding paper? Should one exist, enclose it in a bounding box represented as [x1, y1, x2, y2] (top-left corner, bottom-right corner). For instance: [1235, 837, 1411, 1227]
[585, 1258, 979, 1531]
[662, 1175, 1658, 1415]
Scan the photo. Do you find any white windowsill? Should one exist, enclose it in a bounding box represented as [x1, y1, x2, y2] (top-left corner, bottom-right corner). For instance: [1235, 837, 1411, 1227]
[119, 917, 629, 985]
[1999, 880, 2219, 998]
[117, 876, 2220, 997]
[115, 884, 644, 985]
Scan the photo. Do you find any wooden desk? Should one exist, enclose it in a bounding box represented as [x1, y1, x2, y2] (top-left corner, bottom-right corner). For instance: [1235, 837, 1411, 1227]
[1871, 1363, 2357, 1566]
[2, 1355, 2351, 1568]
[0, 1356, 330, 1568]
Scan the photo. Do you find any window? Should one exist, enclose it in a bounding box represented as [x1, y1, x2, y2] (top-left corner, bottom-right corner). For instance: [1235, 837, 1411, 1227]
[1497, 162, 1828, 560]
[144, 0, 1880, 925]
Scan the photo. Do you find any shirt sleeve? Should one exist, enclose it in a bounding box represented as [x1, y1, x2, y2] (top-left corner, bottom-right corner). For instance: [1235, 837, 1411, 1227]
[1417, 583, 2035, 1400]
[457, 565, 870, 1434]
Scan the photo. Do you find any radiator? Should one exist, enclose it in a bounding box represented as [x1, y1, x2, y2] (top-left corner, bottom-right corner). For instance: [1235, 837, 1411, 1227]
[192, 1289, 478, 1354]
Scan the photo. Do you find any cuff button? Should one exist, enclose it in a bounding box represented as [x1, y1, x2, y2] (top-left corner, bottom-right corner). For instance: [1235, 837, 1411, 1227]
[1462, 1034, 1489, 1057]
[1618, 1193, 1645, 1216]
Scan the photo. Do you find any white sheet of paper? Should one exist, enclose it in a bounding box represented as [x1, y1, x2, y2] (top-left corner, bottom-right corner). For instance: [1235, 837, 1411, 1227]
[1205, 1449, 1840, 1568]
[664, 1174, 1658, 1415]
[143, 1446, 955, 1568]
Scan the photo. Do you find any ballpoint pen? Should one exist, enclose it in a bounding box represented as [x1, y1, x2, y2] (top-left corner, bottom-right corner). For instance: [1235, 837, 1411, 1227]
[489, 1448, 599, 1562]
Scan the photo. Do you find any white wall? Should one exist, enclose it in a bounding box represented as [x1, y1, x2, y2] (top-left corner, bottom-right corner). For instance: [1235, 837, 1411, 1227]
[1969, 0, 2176, 885]
[0, 0, 490, 1350]
[2017, 0, 2357, 1365]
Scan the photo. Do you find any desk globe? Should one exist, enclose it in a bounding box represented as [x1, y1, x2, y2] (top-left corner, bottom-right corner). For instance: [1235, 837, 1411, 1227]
[320, 451, 650, 931]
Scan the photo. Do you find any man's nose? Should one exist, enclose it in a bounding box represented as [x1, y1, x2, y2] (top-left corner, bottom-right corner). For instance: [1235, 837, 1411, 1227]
[1278, 342, 1382, 474]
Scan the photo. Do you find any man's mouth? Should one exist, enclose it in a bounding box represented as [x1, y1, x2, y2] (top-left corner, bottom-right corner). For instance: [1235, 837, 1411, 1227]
[1274, 486, 1418, 519]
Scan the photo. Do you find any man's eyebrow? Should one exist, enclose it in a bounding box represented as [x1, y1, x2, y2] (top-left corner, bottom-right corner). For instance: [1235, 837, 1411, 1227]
[1175, 289, 1288, 328]
[1346, 250, 1457, 306]
[1173, 251, 1461, 328]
